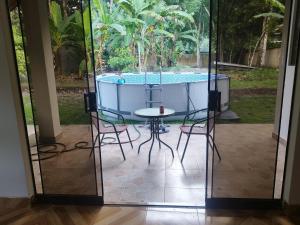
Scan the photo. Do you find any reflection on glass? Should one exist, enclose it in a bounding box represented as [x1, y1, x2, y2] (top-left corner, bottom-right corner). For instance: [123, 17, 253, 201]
[211, 0, 288, 199]
[9, 6, 42, 194]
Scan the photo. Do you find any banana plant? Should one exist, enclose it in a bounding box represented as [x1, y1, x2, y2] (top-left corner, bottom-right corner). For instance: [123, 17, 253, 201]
[91, 0, 126, 72]
[251, 0, 285, 66]
[49, 1, 84, 76]
[117, 0, 195, 72]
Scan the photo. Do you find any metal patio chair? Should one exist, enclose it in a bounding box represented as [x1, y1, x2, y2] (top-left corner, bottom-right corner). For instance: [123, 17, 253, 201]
[176, 108, 221, 163]
[91, 109, 133, 160]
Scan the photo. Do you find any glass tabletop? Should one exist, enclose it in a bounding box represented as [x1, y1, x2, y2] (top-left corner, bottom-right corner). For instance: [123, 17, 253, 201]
[134, 107, 175, 118]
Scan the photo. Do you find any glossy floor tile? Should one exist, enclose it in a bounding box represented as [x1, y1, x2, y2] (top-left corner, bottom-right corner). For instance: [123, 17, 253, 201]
[30, 123, 286, 206]
[101, 124, 206, 206]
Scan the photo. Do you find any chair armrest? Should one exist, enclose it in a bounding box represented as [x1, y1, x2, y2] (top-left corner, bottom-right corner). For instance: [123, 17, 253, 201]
[190, 113, 217, 132]
[183, 108, 208, 125]
[99, 109, 125, 124]
[91, 115, 116, 128]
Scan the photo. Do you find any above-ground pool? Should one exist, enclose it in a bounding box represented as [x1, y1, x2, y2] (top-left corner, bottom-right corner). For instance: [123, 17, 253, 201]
[96, 73, 230, 121]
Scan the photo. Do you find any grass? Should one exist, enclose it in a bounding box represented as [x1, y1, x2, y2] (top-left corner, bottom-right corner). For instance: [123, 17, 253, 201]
[58, 95, 90, 124]
[229, 95, 276, 123]
[220, 67, 279, 90]
[22, 95, 34, 124]
[218, 67, 278, 124]
[23, 94, 90, 125]
[22, 67, 280, 125]
[23, 93, 277, 125]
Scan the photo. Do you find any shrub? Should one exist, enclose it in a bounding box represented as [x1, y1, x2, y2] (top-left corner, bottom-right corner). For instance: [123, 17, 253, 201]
[108, 47, 136, 72]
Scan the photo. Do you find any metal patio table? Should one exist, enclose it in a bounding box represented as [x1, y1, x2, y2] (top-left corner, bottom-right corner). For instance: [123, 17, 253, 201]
[134, 107, 175, 164]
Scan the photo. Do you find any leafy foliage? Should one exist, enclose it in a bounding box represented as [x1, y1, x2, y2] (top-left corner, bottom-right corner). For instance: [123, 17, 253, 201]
[108, 47, 136, 72]
[218, 0, 285, 64]
[49, 1, 85, 76]
[10, 10, 27, 80]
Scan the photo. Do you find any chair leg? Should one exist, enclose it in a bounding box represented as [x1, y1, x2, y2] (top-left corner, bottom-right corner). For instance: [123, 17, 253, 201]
[90, 134, 99, 158]
[126, 129, 133, 149]
[100, 133, 105, 145]
[181, 133, 191, 163]
[116, 132, 126, 160]
[176, 131, 183, 150]
[209, 135, 221, 161]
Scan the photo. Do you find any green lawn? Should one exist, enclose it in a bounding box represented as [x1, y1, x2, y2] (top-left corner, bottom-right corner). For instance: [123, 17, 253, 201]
[219, 67, 278, 123]
[22, 67, 279, 125]
[24, 93, 277, 125]
[58, 95, 90, 124]
[23, 94, 90, 125]
[22, 95, 34, 124]
[220, 67, 279, 90]
[228, 95, 276, 123]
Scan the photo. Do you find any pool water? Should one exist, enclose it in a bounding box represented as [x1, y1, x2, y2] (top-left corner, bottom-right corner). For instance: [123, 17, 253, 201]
[98, 73, 225, 85]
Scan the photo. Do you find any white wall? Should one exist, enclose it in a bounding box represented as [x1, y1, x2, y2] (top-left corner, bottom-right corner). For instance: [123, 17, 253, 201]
[279, 0, 297, 141]
[282, 0, 300, 206]
[283, 53, 300, 205]
[280, 67, 295, 140]
[0, 1, 33, 198]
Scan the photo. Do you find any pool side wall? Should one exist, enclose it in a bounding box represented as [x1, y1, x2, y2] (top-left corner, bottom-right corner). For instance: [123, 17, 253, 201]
[96, 77, 230, 121]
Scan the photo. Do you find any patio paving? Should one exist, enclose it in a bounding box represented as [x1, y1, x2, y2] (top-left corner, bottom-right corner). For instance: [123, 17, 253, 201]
[100, 124, 206, 206]
[29, 123, 285, 206]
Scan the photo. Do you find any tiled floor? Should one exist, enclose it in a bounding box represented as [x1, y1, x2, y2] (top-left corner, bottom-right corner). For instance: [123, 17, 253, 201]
[29, 123, 286, 206]
[213, 124, 284, 198]
[101, 124, 206, 206]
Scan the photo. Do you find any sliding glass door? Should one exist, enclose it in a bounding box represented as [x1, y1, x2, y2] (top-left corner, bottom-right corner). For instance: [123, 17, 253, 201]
[8, 0, 103, 204]
[206, 0, 294, 207]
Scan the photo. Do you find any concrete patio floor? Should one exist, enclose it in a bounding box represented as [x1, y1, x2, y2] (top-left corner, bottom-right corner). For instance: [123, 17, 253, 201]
[28, 123, 285, 206]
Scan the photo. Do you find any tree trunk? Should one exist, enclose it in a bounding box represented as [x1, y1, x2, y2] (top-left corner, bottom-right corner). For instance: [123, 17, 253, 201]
[229, 49, 233, 63]
[196, 43, 201, 68]
[196, 25, 201, 68]
[137, 42, 142, 73]
[62, 0, 68, 17]
[54, 50, 62, 76]
[258, 17, 269, 67]
[249, 30, 265, 67]
[219, 32, 224, 62]
[109, 0, 113, 13]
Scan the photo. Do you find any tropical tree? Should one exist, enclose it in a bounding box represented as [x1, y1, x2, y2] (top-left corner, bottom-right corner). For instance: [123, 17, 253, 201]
[49, 1, 85, 76]
[179, 0, 210, 67]
[116, 0, 195, 72]
[251, 0, 285, 66]
[10, 9, 27, 79]
[91, 0, 126, 72]
[116, 0, 155, 72]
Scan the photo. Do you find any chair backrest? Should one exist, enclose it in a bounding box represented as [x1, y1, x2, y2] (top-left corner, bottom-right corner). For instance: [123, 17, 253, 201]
[91, 115, 106, 132]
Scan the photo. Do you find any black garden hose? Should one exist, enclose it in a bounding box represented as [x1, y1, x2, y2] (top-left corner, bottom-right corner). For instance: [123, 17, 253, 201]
[31, 124, 141, 161]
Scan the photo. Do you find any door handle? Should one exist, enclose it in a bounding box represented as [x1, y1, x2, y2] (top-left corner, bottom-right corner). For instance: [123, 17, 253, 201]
[84, 92, 97, 112]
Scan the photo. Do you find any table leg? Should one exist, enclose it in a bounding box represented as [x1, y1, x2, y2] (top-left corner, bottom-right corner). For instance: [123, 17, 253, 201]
[148, 121, 155, 164]
[138, 120, 154, 154]
[156, 121, 174, 158]
[155, 119, 161, 149]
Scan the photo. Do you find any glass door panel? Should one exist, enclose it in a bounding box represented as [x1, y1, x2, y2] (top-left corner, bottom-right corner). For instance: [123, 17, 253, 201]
[8, 2, 42, 194]
[81, 0, 103, 197]
[38, 0, 99, 196]
[207, 0, 291, 202]
[13, 0, 102, 199]
[206, 0, 219, 201]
